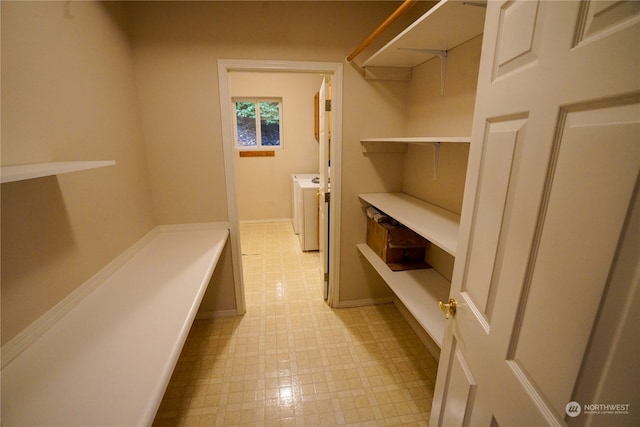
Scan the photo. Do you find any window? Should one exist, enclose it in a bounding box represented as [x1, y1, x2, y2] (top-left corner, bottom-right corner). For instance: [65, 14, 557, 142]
[233, 99, 282, 149]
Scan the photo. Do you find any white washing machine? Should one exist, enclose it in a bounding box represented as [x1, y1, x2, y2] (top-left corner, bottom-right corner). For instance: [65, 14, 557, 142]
[291, 174, 319, 251]
[291, 174, 318, 235]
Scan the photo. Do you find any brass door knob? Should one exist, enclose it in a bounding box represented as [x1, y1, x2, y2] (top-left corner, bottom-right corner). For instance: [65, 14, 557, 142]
[438, 298, 457, 319]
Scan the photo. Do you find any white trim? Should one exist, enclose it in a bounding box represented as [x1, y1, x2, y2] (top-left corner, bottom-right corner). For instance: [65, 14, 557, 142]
[334, 296, 394, 309]
[1, 222, 229, 369]
[232, 98, 284, 150]
[239, 218, 292, 224]
[218, 62, 247, 316]
[157, 222, 230, 232]
[327, 64, 343, 308]
[217, 59, 343, 311]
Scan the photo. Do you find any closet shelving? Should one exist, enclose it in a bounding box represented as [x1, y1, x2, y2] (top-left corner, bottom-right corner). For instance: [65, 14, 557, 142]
[1, 161, 115, 184]
[359, 0, 485, 95]
[358, 192, 460, 347]
[360, 136, 471, 152]
[356, 168, 465, 346]
[362, 0, 486, 77]
[355, 1, 484, 348]
[359, 192, 459, 256]
[357, 135, 470, 343]
[357, 243, 450, 347]
[361, 137, 471, 144]
[360, 137, 471, 179]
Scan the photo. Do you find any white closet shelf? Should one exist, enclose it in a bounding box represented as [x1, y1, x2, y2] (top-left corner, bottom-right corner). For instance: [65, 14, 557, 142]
[2, 225, 229, 427]
[360, 137, 471, 178]
[360, 137, 470, 155]
[362, 0, 487, 69]
[361, 136, 471, 144]
[359, 192, 460, 256]
[1, 160, 116, 183]
[357, 243, 449, 347]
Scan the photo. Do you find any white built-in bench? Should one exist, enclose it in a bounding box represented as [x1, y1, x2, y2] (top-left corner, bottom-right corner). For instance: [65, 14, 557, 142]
[1, 223, 229, 426]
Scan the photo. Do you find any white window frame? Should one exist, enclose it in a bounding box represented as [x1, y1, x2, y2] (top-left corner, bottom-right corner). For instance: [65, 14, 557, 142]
[232, 98, 283, 150]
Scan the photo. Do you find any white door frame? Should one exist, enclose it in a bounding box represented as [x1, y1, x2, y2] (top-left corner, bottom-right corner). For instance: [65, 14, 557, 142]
[217, 59, 343, 314]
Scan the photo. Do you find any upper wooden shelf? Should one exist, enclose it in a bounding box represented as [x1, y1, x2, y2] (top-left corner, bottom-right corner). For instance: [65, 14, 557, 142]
[359, 192, 460, 256]
[1, 161, 115, 184]
[363, 0, 487, 69]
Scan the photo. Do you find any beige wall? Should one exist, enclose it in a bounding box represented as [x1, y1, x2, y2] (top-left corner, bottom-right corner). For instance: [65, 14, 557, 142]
[198, 240, 237, 316]
[127, 1, 406, 226]
[402, 35, 482, 216]
[1, 1, 156, 343]
[1, 1, 481, 340]
[230, 72, 323, 222]
[0, 0, 414, 343]
[339, 68, 409, 302]
[125, 1, 413, 305]
[401, 36, 482, 281]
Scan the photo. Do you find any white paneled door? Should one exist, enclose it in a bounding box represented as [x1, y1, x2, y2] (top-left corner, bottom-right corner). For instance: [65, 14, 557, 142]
[319, 76, 331, 299]
[431, 1, 639, 426]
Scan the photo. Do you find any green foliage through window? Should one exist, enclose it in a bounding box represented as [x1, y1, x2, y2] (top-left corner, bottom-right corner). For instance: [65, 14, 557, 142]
[234, 99, 281, 148]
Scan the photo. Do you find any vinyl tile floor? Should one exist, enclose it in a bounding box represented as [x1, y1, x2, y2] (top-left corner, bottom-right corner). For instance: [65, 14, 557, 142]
[153, 222, 437, 426]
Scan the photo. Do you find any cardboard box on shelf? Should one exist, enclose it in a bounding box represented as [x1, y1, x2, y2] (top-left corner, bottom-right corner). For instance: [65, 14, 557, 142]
[366, 217, 430, 271]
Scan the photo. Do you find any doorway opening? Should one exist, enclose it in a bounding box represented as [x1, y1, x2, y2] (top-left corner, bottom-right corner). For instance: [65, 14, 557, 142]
[217, 60, 343, 315]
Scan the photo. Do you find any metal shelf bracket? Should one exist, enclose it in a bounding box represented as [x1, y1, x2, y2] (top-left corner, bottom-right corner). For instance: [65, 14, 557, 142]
[398, 48, 448, 95]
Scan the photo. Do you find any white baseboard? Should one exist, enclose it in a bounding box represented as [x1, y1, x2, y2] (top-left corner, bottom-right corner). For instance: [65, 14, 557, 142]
[239, 218, 292, 224]
[334, 296, 394, 308]
[158, 221, 230, 232]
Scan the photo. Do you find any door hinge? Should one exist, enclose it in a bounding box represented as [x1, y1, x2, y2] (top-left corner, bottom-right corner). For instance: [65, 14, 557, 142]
[324, 272, 329, 282]
[325, 100, 331, 112]
[324, 192, 330, 203]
